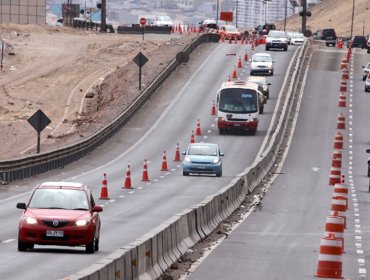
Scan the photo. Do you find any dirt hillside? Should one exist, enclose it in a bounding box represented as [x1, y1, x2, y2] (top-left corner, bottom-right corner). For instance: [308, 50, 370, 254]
[0, 24, 196, 160]
[277, 0, 370, 36]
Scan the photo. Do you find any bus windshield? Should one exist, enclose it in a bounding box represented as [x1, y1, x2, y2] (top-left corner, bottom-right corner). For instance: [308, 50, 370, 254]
[219, 88, 258, 114]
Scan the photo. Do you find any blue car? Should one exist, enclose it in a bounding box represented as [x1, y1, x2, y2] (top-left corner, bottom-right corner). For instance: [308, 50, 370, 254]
[182, 143, 224, 177]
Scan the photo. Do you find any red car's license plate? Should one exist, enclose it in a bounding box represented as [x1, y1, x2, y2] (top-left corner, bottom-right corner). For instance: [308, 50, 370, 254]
[46, 230, 64, 237]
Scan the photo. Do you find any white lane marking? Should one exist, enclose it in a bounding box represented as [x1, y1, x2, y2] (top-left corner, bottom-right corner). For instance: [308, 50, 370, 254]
[2, 239, 15, 243]
[67, 45, 222, 179]
[128, 191, 135, 194]
[137, 187, 143, 190]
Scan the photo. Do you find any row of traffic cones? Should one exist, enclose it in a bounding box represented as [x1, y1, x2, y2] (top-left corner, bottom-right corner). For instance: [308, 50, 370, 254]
[315, 53, 351, 279]
[99, 117, 206, 198]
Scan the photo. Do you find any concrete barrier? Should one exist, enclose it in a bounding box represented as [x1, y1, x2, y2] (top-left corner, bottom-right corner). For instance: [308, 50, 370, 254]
[64, 42, 309, 280]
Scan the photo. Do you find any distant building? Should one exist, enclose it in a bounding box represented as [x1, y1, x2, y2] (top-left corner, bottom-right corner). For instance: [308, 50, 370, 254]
[235, 0, 295, 29]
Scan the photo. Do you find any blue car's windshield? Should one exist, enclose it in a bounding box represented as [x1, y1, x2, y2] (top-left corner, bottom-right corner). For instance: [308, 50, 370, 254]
[188, 145, 218, 156]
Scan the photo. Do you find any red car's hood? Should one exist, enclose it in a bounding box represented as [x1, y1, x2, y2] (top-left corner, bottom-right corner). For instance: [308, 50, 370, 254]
[25, 208, 89, 221]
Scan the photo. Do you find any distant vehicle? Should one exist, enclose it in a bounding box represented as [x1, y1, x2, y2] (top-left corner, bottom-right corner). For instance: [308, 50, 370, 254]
[246, 76, 271, 100]
[313, 28, 337, 47]
[249, 53, 275, 76]
[16, 182, 103, 253]
[347, 35, 367, 49]
[367, 36, 370, 53]
[365, 73, 370, 92]
[219, 25, 241, 40]
[216, 80, 262, 134]
[199, 19, 219, 31]
[287, 32, 305, 45]
[265, 30, 288, 51]
[255, 23, 276, 35]
[155, 15, 174, 27]
[362, 62, 370, 81]
[182, 143, 224, 177]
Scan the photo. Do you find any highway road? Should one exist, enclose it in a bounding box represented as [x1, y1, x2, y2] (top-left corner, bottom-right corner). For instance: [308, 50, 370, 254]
[184, 47, 370, 279]
[0, 40, 299, 279]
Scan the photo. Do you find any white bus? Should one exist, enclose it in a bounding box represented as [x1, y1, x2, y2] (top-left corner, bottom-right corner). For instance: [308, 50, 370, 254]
[216, 81, 261, 135]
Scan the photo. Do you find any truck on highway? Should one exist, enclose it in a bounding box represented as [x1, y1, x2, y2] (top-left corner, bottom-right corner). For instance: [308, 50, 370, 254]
[216, 80, 261, 135]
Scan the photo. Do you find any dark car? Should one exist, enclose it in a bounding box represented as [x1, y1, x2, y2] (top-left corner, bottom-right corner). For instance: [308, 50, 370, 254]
[255, 23, 276, 35]
[17, 182, 103, 253]
[347, 35, 368, 48]
[199, 19, 219, 31]
[313, 29, 337, 47]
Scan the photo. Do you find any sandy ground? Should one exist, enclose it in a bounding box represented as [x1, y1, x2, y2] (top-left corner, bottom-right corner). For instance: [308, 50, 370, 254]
[277, 0, 370, 36]
[0, 24, 197, 160]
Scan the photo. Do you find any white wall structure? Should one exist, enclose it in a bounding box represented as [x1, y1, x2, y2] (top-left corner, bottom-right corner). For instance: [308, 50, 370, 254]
[0, 0, 46, 24]
[235, 0, 296, 29]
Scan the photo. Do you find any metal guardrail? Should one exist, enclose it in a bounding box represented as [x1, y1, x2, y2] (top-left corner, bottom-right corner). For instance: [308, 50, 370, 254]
[0, 33, 220, 184]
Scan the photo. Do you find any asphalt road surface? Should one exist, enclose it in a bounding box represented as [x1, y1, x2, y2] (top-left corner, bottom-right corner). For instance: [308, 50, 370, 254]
[184, 47, 370, 280]
[0, 40, 299, 279]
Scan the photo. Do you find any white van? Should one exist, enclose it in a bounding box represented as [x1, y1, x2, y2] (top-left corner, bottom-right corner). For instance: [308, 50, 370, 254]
[216, 81, 262, 135]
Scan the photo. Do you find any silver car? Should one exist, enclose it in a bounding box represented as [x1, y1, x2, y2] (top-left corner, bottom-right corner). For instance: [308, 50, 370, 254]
[365, 73, 370, 92]
[362, 62, 370, 81]
[249, 53, 275, 76]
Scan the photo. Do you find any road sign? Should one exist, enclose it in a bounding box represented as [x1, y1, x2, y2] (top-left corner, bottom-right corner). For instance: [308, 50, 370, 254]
[133, 52, 148, 90]
[28, 109, 51, 153]
[220, 12, 233, 22]
[139, 17, 147, 26]
[133, 52, 148, 68]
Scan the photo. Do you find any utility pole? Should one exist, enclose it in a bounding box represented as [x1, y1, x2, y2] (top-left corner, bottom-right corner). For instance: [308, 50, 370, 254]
[284, 0, 287, 31]
[216, 0, 219, 25]
[235, 0, 238, 28]
[350, 0, 355, 37]
[301, 0, 307, 34]
[100, 0, 107, 32]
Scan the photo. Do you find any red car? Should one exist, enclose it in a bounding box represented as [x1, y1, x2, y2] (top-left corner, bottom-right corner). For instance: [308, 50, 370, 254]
[16, 182, 103, 253]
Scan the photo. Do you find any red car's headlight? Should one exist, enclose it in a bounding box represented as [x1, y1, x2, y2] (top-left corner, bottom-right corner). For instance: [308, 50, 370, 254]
[75, 218, 91, 226]
[23, 216, 38, 225]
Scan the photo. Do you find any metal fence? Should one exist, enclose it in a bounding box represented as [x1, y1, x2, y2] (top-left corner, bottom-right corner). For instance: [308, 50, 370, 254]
[0, 0, 46, 24]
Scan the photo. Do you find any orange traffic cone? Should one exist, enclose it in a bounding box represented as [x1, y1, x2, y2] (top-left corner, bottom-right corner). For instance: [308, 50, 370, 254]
[227, 75, 231, 82]
[190, 130, 195, 143]
[331, 196, 347, 229]
[339, 80, 347, 92]
[329, 167, 341, 186]
[333, 132, 343, 150]
[315, 233, 343, 278]
[161, 151, 169, 171]
[221, 32, 225, 43]
[141, 159, 149, 181]
[237, 56, 242, 68]
[331, 150, 342, 168]
[196, 118, 202, 135]
[174, 143, 181, 161]
[342, 69, 349, 80]
[99, 173, 110, 200]
[211, 100, 216, 116]
[232, 67, 237, 79]
[333, 182, 348, 210]
[324, 213, 345, 252]
[338, 92, 346, 107]
[336, 113, 345, 129]
[234, 36, 238, 44]
[124, 165, 132, 189]
[244, 50, 249, 61]
[241, 37, 245, 44]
